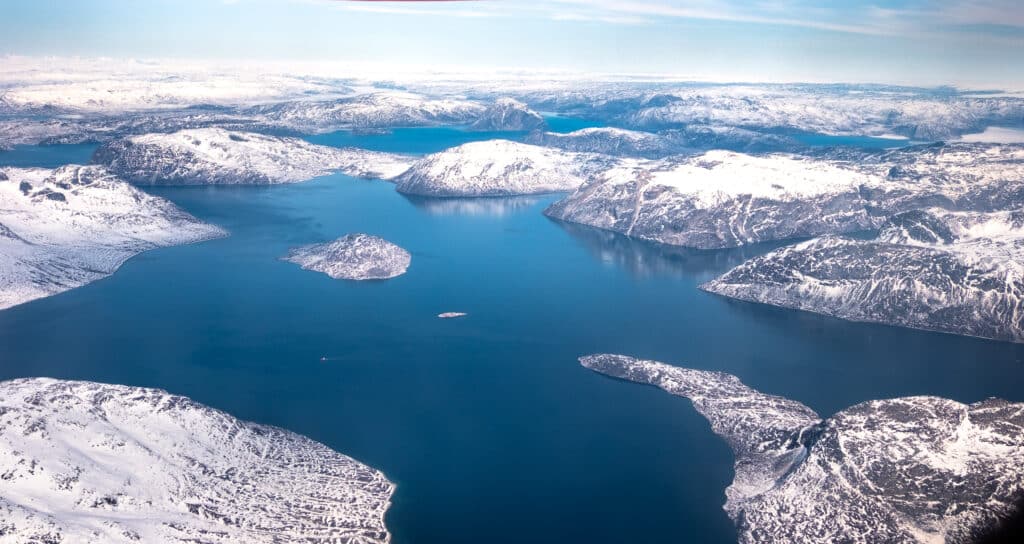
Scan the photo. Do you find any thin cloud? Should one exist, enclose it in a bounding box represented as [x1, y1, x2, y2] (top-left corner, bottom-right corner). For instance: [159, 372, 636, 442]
[340, 4, 494, 18]
[326, 0, 1024, 39]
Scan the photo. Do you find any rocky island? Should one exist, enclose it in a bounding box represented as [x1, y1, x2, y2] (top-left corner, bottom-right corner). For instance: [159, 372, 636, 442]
[581, 353, 1024, 544]
[393, 139, 615, 197]
[283, 233, 411, 280]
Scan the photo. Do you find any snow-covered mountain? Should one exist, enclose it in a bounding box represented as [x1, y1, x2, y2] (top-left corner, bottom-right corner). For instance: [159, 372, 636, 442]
[92, 128, 414, 185]
[703, 208, 1024, 343]
[0, 62, 348, 114]
[247, 91, 486, 133]
[524, 127, 682, 158]
[661, 125, 801, 153]
[581, 354, 1024, 544]
[0, 377, 394, 543]
[283, 234, 411, 280]
[545, 150, 876, 249]
[546, 143, 1024, 249]
[468, 98, 546, 131]
[518, 83, 1024, 141]
[524, 126, 800, 159]
[0, 165, 225, 310]
[393, 140, 616, 197]
[828, 142, 1024, 216]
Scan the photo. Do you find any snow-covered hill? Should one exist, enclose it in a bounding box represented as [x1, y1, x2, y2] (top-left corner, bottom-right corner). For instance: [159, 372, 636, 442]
[525, 125, 800, 158]
[468, 98, 546, 131]
[283, 234, 411, 280]
[0, 377, 393, 543]
[248, 91, 486, 133]
[393, 140, 616, 197]
[546, 143, 1024, 249]
[831, 142, 1024, 216]
[581, 354, 1024, 544]
[0, 165, 225, 310]
[545, 150, 876, 248]
[92, 128, 414, 185]
[703, 208, 1024, 343]
[519, 83, 1024, 141]
[0, 67, 345, 114]
[524, 127, 681, 158]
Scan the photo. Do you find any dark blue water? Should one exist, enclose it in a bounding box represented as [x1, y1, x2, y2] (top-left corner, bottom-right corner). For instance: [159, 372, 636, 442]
[0, 143, 100, 167]
[2, 144, 1024, 544]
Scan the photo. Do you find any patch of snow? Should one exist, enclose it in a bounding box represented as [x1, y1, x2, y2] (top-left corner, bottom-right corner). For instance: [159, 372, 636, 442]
[394, 140, 616, 197]
[704, 208, 1024, 342]
[0, 165, 225, 310]
[959, 127, 1024, 144]
[0, 377, 393, 543]
[93, 128, 415, 184]
[283, 233, 411, 280]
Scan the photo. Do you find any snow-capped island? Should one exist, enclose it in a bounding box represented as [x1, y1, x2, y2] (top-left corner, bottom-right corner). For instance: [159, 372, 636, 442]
[581, 354, 1024, 544]
[0, 165, 225, 311]
[546, 150, 875, 249]
[468, 98, 546, 132]
[393, 140, 616, 197]
[703, 208, 1024, 343]
[0, 377, 394, 543]
[283, 233, 411, 280]
[546, 143, 1024, 249]
[92, 128, 415, 185]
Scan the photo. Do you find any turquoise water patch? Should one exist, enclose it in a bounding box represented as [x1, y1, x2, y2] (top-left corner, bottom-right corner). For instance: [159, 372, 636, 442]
[0, 143, 100, 168]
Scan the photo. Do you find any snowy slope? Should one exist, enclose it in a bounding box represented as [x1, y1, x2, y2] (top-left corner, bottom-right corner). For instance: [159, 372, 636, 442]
[283, 234, 411, 280]
[581, 354, 1024, 544]
[93, 128, 414, 185]
[0, 165, 225, 310]
[546, 143, 1024, 249]
[248, 91, 486, 133]
[842, 143, 1024, 215]
[393, 140, 616, 197]
[526, 84, 1024, 141]
[0, 57, 347, 113]
[0, 377, 393, 543]
[546, 150, 875, 248]
[525, 126, 799, 158]
[524, 127, 681, 158]
[703, 208, 1024, 343]
[468, 98, 546, 131]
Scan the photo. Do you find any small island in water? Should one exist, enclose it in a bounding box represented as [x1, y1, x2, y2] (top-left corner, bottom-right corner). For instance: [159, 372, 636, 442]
[283, 233, 411, 281]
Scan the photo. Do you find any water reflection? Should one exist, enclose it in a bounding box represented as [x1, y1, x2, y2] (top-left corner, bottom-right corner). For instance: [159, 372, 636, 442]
[554, 219, 791, 280]
[401, 194, 545, 217]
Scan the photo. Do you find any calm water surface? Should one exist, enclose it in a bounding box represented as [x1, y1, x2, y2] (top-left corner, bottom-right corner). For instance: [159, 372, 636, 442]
[2, 141, 1024, 544]
[0, 143, 100, 167]
[303, 116, 603, 155]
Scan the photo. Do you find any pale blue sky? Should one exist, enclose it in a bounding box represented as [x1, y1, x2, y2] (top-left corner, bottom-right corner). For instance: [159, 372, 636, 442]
[3, 0, 1023, 87]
